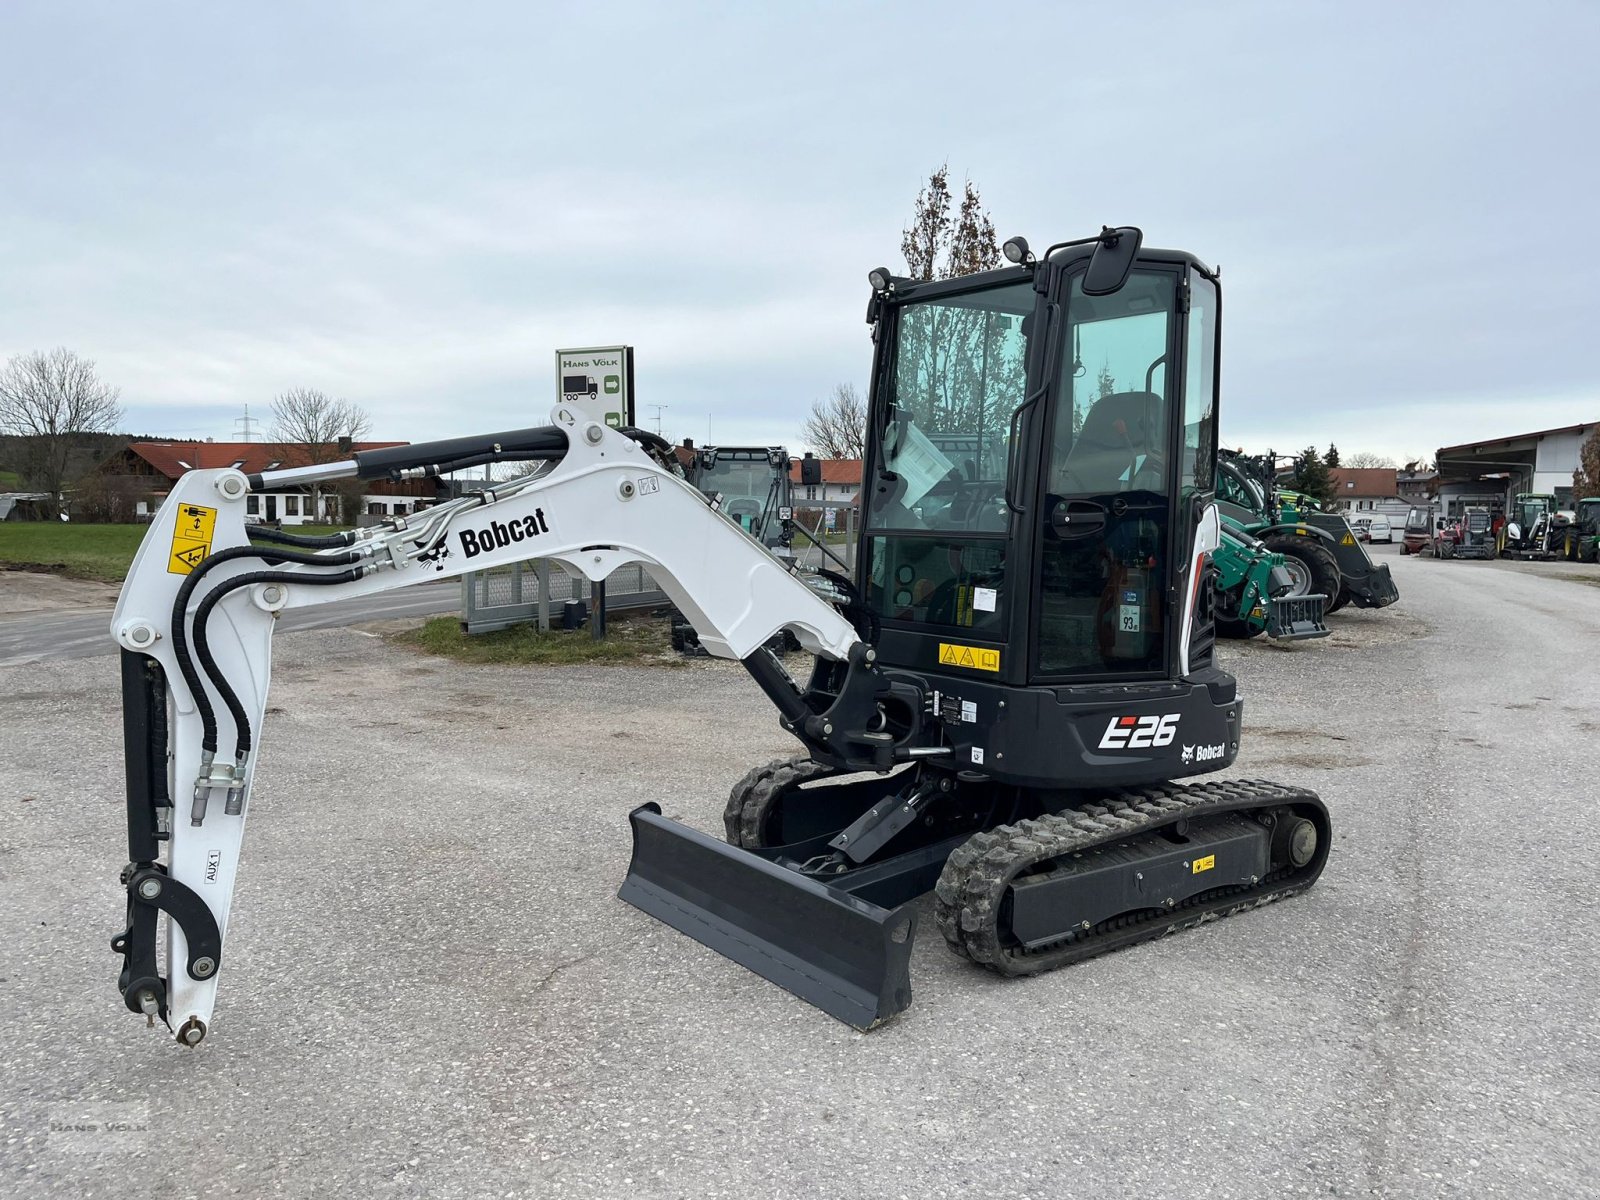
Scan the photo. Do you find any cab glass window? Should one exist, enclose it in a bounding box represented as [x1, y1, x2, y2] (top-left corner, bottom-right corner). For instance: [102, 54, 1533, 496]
[869, 282, 1033, 534]
[1183, 274, 1217, 492]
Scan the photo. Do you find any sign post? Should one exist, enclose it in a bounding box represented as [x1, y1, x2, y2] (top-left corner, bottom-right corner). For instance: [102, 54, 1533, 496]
[556, 345, 634, 639]
[555, 345, 635, 429]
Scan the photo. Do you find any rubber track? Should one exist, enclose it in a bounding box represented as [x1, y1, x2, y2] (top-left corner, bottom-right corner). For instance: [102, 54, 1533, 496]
[933, 778, 1326, 975]
[722, 756, 843, 848]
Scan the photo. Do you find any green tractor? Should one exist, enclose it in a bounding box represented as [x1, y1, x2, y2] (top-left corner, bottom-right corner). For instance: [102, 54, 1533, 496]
[1576, 497, 1600, 563]
[1501, 492, 1590, 561]
[1215, 450, 1399, 613]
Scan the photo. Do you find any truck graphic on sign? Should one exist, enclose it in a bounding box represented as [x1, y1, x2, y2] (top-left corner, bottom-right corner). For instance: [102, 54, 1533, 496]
[562, 374, 599, 400]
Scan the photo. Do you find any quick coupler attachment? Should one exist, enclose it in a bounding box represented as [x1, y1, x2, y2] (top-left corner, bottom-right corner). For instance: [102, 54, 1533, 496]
[113, 864, 223, 1041]
[1266, 593, 1330, 641]
[619, 804, 917, 1030]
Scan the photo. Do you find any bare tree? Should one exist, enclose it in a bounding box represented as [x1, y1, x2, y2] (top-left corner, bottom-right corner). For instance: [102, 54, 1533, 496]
[802, 383, 866, 459]
[1343, 452, 1397, 469]
[270, 387, 372, 522]
[1572, 427, 1600, 501]
[900, 164, 1000, 282]
[0, 348, 124, 518]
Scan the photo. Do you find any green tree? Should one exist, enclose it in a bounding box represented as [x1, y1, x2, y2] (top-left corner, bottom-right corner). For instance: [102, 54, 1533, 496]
[1291, 445, 1336, 508]
[1324, 443, 1341, 468]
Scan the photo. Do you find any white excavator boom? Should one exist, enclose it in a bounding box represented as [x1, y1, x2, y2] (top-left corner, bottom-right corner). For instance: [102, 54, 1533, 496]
[109, 407, 869, 1044]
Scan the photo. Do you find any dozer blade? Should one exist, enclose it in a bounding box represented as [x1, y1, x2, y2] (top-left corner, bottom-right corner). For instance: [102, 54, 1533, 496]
[618, 803, 916, 1030]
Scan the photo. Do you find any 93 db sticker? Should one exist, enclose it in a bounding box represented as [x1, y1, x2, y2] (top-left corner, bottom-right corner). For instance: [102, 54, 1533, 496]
[1098, 713, 1179, 750]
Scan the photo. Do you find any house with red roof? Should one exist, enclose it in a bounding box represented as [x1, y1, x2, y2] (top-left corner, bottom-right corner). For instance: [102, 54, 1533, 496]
[789, 453, 862, 506]
[96, 439, 433, 525]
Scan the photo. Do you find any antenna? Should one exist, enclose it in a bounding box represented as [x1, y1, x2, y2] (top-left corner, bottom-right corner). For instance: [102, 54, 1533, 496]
[647, 404, 669, 437]
[233, 404, 261, 443]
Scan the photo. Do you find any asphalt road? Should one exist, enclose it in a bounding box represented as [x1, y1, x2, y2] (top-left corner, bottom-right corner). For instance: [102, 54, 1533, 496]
[0, 581, 465, 667]
[2, 545, 1598, 1198]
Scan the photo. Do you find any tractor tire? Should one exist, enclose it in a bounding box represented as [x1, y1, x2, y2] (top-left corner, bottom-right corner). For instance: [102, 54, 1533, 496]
[1215, 614, 1264, 640]
[1326, 588, 1350, 615]
[1263, 535, 1342, 610]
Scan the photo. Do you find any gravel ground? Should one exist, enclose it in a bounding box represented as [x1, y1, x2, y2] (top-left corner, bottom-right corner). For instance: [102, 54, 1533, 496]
[0, 570, 122, 616]
[2, 544, 1598, 1199]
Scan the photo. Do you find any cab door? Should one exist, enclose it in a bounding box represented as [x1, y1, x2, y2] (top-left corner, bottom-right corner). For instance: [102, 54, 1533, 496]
[1031, 265, 1186, 682]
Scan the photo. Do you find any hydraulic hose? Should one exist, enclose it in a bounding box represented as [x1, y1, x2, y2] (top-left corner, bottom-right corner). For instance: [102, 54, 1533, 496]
[170, 545, 363, 756]
[191, 565, 366, 764]
[247, 526, 357, 550]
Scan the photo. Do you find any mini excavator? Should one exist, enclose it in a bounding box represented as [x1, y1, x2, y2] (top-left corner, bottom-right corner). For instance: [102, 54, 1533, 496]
[109, 227, 1329, 1044]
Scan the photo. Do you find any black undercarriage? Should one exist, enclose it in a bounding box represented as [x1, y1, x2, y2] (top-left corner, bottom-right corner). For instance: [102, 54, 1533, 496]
[621, 748, 1327, 1029]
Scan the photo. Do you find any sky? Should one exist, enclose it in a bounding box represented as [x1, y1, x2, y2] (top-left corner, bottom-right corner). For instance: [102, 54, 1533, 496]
[1, 1, 1596, 465]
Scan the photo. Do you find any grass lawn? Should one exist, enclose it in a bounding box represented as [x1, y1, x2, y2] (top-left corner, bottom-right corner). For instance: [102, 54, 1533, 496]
[0, 522, 353, 583]
[391, 614, 684, 667]
[0, 469, 20, 489]
[0, 523, 149, 583]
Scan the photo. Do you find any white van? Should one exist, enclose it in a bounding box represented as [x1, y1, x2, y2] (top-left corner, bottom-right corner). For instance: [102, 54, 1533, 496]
[1351, 514, 1393, 544]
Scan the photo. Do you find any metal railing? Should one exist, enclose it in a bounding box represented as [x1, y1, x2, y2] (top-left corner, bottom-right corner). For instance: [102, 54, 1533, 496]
[460, 560, 667, 634]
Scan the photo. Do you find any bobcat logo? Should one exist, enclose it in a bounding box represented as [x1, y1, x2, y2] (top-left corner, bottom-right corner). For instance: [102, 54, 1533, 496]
[1181, 744, 1195, 764]
[416, 543, 453, 572]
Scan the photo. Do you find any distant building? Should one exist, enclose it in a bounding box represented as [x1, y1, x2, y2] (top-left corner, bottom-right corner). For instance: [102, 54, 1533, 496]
[789, 454, 861, 505]
[1326, 467, 1409, 526]
[1327, 467, 1399, 511]
[1436, 422, 1597, 516]
[96, 440, 434, 524]
[1396, 463, 1438, 503]
[0, 493, 53, 522]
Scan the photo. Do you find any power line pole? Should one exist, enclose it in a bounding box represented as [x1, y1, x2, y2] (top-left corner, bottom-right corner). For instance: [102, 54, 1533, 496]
[234, 404, 261, 443]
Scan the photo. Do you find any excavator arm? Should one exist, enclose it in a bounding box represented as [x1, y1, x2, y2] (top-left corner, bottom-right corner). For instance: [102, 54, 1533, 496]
[109, 407, 927, 1044]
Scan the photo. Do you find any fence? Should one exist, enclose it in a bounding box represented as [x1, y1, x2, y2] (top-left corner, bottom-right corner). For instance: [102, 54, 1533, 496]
[789, 506, 859, 576]
[460, 559, 668, 634]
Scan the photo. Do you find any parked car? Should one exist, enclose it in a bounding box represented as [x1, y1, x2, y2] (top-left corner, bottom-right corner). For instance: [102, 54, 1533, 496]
[1351, 514, 1393, 544]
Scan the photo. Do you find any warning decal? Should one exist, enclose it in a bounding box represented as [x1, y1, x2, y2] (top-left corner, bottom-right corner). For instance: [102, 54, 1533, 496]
[168, 504, 218, 575]
[938, 642, 1001, 673]
[1192, 854, 1216, 875]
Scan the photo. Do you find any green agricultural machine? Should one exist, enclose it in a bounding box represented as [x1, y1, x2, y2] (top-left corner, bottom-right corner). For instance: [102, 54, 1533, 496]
[1215, 450, 1398, 613]
[1576, 497, 1600, 563]
[1211, 526, 1329, 640]
[1500, 492, 1592, 561]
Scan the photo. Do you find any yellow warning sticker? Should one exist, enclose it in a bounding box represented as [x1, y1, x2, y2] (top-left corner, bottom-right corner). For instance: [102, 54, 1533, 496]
[937, 642, 1001, 673]
[1341, 533, 1355, 546]
[1192, 854, 1216, 875]
[168, 503, 218, 575]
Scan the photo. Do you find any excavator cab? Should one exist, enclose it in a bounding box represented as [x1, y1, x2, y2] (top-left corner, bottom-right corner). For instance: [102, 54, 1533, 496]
[862, 255, 1216, 692]
[621, 230, 1328, 1027]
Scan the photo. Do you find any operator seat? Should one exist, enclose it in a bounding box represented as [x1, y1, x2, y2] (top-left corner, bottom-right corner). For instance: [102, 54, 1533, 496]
[726, 498, 761, 533]
[1055, 390, 1167, 495]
